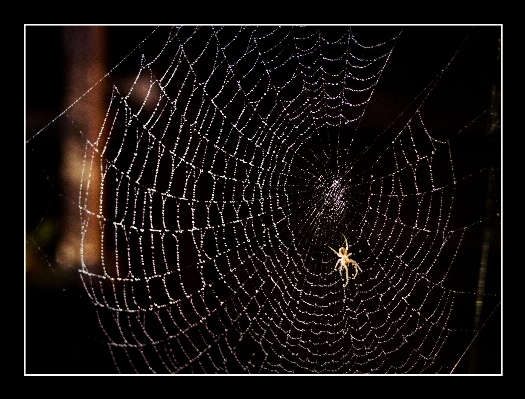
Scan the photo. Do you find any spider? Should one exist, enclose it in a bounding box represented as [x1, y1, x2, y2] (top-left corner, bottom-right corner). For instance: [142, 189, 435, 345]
[328, 234, 362, 287]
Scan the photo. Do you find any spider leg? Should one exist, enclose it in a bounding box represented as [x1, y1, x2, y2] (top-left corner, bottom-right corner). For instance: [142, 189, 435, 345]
[328, 246, 339, 256]
[350, 260, 362, 278]
[343, 234, 349, 252]
[335, 259, 340, 271]
[344, 265, 349, 287]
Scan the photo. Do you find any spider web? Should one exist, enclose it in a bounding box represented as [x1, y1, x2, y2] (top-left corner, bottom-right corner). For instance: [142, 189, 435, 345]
[25, 25, 501, 374]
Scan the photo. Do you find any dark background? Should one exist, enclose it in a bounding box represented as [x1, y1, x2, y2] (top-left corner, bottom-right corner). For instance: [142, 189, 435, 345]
[25, 25, 501, 374]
